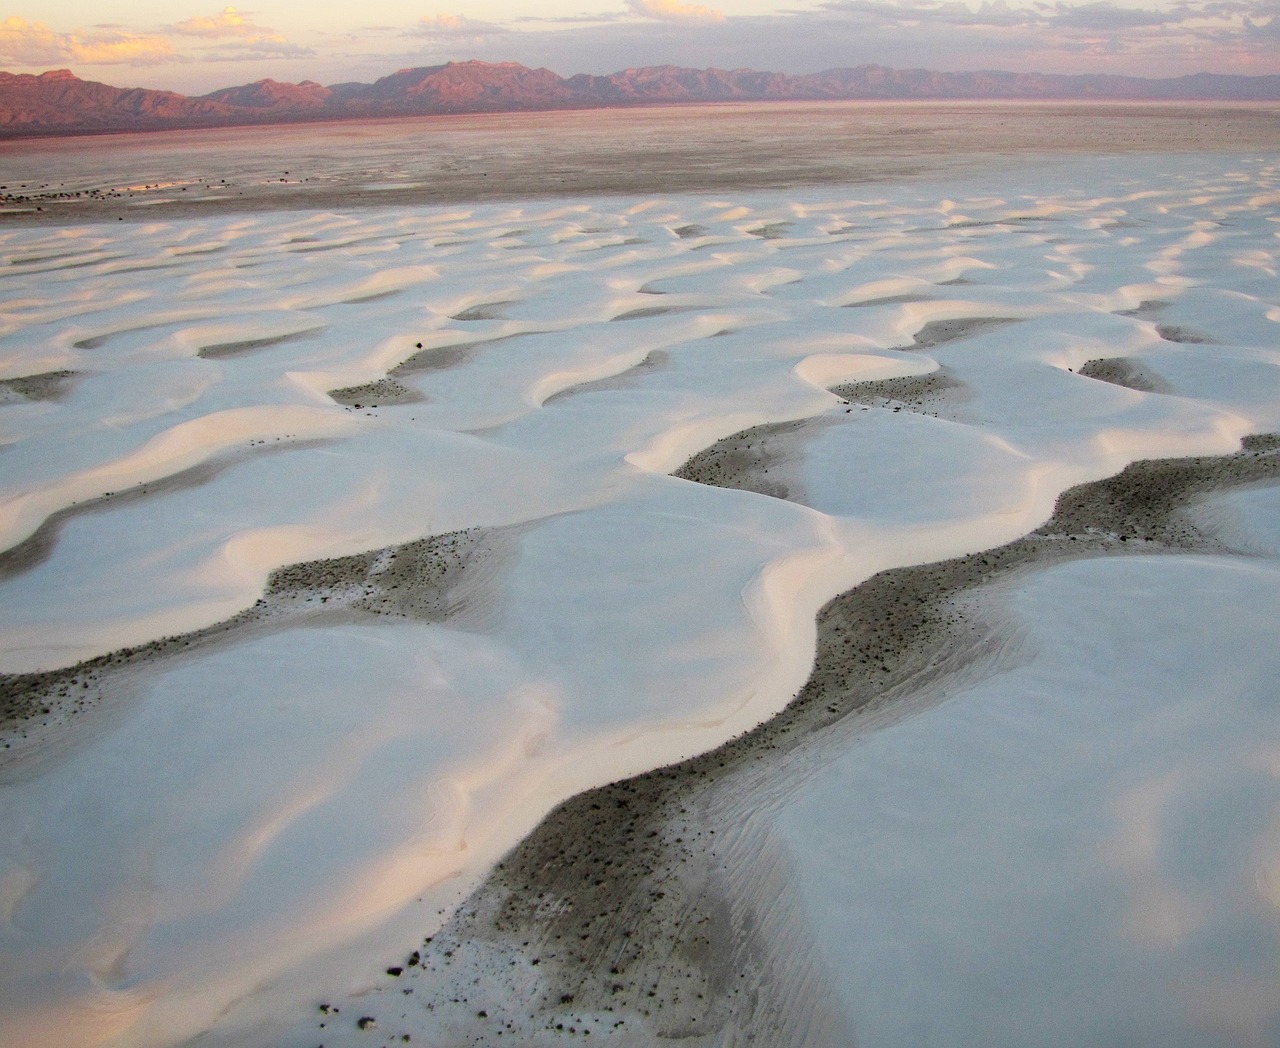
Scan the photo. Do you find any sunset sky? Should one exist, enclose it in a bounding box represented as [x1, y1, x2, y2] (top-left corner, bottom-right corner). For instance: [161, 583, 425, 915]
[3, 1, 1279, 94]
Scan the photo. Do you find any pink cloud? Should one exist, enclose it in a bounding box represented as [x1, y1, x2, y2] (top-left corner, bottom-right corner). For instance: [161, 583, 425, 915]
[172, 7, 285, 43]
[0, 16, 176, 66]
[412, 14, 509, 37]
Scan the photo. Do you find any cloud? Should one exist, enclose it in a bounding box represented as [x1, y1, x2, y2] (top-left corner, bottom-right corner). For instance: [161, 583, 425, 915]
[627, 0, 727, 26]
[1244, 8, 1280, 35]
[1048, 2, 1199, 31]
[512, 13, 627, 26]
[0, 16, 176, 66]
[817, 0, 1249, 33]
[196, 42, 318, 61]
[411, 13, 510, 37]
[172, 7, 285, 42]
[820, 0, 1029, 27]
[0, 9, 312, 73]
[166, 8, 315, 59]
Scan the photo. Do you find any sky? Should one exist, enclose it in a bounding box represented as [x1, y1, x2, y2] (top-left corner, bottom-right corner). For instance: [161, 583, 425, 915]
[2, 1, 1279, 94]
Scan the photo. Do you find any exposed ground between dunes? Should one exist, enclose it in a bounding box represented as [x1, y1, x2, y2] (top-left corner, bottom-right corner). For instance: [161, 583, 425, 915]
[319, 430, 1280, 1047]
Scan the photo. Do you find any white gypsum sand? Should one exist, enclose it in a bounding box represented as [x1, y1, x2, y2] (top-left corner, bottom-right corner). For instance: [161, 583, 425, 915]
[390, 441, 1280, 1048]
[769, 554, 1280, 1048]
[0, 140, 1277, 1047]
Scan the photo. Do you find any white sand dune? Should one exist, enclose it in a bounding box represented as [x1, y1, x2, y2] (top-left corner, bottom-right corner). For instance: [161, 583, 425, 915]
[773, 554, 1280, 1048]
[1, 149, 1278, 1047]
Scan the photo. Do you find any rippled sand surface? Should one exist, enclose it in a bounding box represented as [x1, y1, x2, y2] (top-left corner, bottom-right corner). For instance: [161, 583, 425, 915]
[0, 112, 1279, 1047]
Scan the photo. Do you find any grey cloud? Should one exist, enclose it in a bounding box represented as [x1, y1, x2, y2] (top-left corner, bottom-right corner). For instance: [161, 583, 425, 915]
[511, 14, 628, 25]
[407, 15, 510, 38]
[1242, 0, 1280, 25]
[1048, 2, 1195, 29]
[195, 42, 318, 61]
[821, 0, 1234, 31]
[820, 0, 1033, 26]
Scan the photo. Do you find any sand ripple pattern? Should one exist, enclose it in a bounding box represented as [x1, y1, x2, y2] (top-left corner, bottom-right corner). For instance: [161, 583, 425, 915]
[0, 154, 1278, 1047]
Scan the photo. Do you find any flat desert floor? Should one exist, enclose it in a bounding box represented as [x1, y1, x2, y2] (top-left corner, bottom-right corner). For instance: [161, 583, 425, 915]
[5, 100, 1280, 217]
[1, 104, 1279, 1047]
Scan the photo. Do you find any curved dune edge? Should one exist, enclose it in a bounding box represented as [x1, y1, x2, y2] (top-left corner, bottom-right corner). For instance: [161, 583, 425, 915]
[0, 439, 337, 589]
[0, 405, 361, 559]
[1077, 356, 1174, 395]
[0, 370, 77, 403]
[313, 434, 1280, 1046]
[325, 376, 424, 407]
[670, 416, 837, 503]
[828, 366, 965, 414]
[669, 369, 967, 502]
[0, 527, 508, 757]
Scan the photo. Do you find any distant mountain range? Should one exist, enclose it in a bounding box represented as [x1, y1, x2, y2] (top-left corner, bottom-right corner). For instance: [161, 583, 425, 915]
[4, 61, 1280, 138]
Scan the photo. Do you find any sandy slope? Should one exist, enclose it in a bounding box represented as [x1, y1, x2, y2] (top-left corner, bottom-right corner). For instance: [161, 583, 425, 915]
[371, 439, 1279, 1048]
[0, 143, 1278, 1046]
